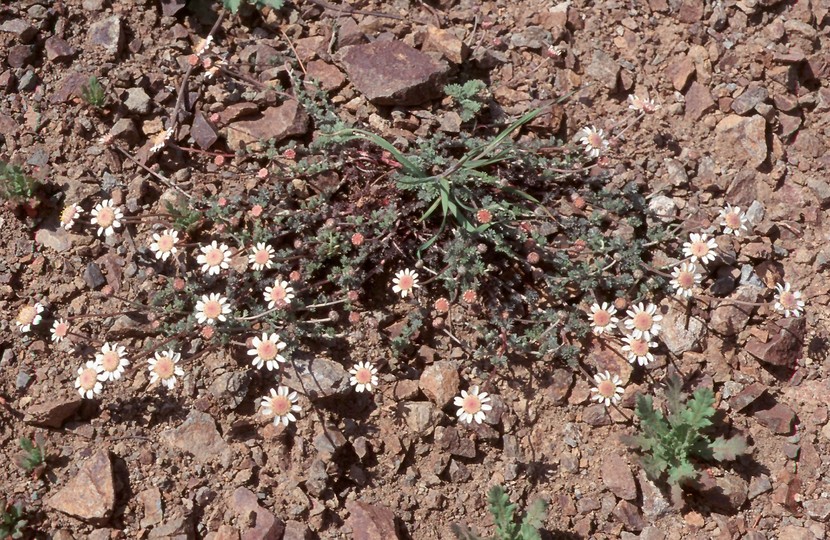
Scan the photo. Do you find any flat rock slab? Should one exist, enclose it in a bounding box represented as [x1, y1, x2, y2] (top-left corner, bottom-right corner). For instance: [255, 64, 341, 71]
[226, 101, 308, 151]
[714, 114, 768, 169]
[47, 450, 115, 523]
[161, 410, 230, 463]
[745, 316, 805, 366]
[24, 395, 82, 427]
[88, 15, 123, 56]
[339, 40, 449, 106]
[346, 501, 399, 540]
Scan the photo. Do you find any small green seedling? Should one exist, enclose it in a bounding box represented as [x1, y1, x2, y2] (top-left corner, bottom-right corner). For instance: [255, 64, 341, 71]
[452, 485, 548, 540]
[444, 80, 488, 122]
[81, 76, 107, 108]
[0, 499, 27, 540]
[223, 0, 283, 13]
[165, 200, 202, 233]
[16, 435, 45, 474]
[0, 161, 38, 203]
[624, 375, 748, 502]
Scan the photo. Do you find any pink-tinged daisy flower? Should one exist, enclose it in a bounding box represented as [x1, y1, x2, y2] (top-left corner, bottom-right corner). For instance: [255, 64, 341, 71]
[261, 386, 301, 426]
[197, 241, 231, 275]
[670, 262, 702, 298]
[627, 94, 660, 114]
[60, 203, 83, 230]
[682, 233, 718, 265]
[148, 350, 184, 389]
[90, 199, 124, 237]
[150, 128, 174, 154]
[349, 361, 379, 393]
[624, 302, 663, 340]
[774, 282, 805, 318]
[589, 302, 619, 335]
[577, 125, 609, 158]
[263, 279, 295, 308]
[150, 229, 180, 261]
[591, 371, 625, 406]
[622, 335, 657, 366]
[248, 242, 275, 271]
[719, 204, 749, 237]
[195, 293, 231, 324]
[51, 318, 70, 342]
[248, 332, 287, 371]
[15, 302, 44, 333]
[392, 269, 420, 298]
[95, 342, 129, 382]
[454, 386, 492, 424]
[75, 360, 104, 399]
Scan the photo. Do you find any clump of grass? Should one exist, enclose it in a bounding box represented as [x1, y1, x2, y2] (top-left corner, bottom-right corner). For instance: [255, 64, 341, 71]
[81, 76, 107, 108]
[452, 485, 547, 540]
[0, 161, 38, 203]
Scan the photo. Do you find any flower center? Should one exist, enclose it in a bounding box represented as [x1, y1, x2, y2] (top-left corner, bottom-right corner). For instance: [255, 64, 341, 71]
[593, 310, 610, 326]
[101, 352, 120, 372]
[54, 322, 68, 337]
[587, 133, 602, 147]
[206, 249, 224, 266]
[17, 306, 36, 325]
[780, 291, 797, 309]
[203, 300, 222, 319]
[258, 341, 277, 360]
[255, 250, 270, 264]
[271, 396, 291, 416]
[158, 235, 174, 252]
[462, 395, 482, 415]
[597, 380, 616, 399]
[691, 242, 710, 257]
[633, 312, 653, 331]
[677, 272, 695, 289]
[61, 206, 76, 223]
[725, 213, 742, 229]
[270, 287, 286, 301]
[355, 368, 373, 385]
[630, 339, 649, 356]
[397, 276, 414, 291]
[154, 356, 175, 379]
[96, 207, 114, 227]
[80, 368, 98, 390]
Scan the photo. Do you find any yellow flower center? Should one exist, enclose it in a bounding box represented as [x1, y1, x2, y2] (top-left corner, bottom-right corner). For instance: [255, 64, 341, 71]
[633, 312, 653, 331]
[205, 248, 224, 266]
[354, 368, 373, 385]
[203, 300, 222, 319]
[462, 395, 482, 415]
[257, 340, 277, 360]
[597, 379, 617, 399]
[100, 351, 121, 372]
[154, 356, 175, 379]
[79, 368, 98, 390]
[271, 395, 291, 416]
[96, 207, 114, 228]
[17, 306, 36, 325]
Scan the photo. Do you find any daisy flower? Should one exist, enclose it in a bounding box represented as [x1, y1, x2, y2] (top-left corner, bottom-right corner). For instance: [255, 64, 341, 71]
[90, 199, 124, 237]
[774, 282, 805, 318]
[95, 342, 129, 382]
[622, 335, 657, 366]
[263, 279, 295, 308]
[349, 361, 379, 393]
[670, 262, 702, 298]
[627, 94, 660, 114]
[248, 332, 287, 371]
[60, 203, 83, 230]
[51, 318, 70, 342]
[589, 302, 619, 335]
[719, 204, 749, 237]
[194, 35, 213, 56]
[75, 360, 104, 399]
[149, 229, 179, 261]
[392, 269, 420, 298]
[197, 241, 231, 275]
[454, 386, 492, 424]
[591, 371, 625, 407]
[682, 233, 718, 265]
[150, 128, 174, 154]
[195, 293, 231, 324]
[261, 386, 301, 426]
[148, 350, 184, 389]
[248, 242, 275, 271]
[624, 302, 663, 340]
[577, 125, 609, 158]
[15, 302, 44, 333]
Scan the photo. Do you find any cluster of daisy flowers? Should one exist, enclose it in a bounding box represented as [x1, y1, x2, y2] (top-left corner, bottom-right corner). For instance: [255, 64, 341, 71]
[74, 343, 185, 398]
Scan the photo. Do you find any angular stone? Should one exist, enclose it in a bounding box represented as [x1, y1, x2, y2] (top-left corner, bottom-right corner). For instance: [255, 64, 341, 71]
[684, 81, 715, 121]
[147, 514, 193, 539]
[35, 227, 72, 253]
[24, 396, 82, 428]
[423, 26, 469, 64]
[745, 317, 805, 367]
[83, 262, 106, 289]
[586, 49, 619, 90]
[639, 472, 671, 519]
[754, 402, 796, 434]
[731, 84, 768, 115]
[613, 500, 645, 531]
[283, 520, 311, 540]
[46, 450, 115, 523]
[339, 40, 450, 106]
[676, 0, 703, 22]
[110, 118, 140, 145]
[191, 112, 218, 150]
[418, 361, 459, 408]
[305, 60, 346, 92]
[435, 426, 476, 458]
[88, 16, 124, 56]
[161, 410, 230, 463]
[226, 101, 309, 151]
[729, 382, 767, 412]
[230, 488, 284, 540]
[582, 403, 611, 426]
[8, 45, 35, 68]
[399, 401, 438, 436]
[0, 19, 37, 42]
[313, 425, 347, 455]
[282, 356, 349, 400]
[803, 498, 830, 521]
[667, 56, 695, 91]
[602, 454, 637, 501]
[660, 303, 705, 355]
[138, 487, 164, 528]
[346, 501, 399, 540]
[779, 111, 802, 138]
[714, 114, 768, 169]
[696, 472, 748, 511]
[124, 87, 152, 115]
[160, 0, 187, 17]
[45, 37, 76, 61]
[709, 285, 762, 336]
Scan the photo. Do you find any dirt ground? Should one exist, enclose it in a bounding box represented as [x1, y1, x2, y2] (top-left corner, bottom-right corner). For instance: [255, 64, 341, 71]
[2, 0, 830, 538]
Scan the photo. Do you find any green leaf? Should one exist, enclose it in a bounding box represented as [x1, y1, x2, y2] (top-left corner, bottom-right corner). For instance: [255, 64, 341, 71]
[224, 0, 242, 12]
[634, 394, 670, 440]
[680, 387, 715, 430]
[488, 485, 518, 540]
[667, 461, 696, 486]
[259, 0, 284, 8]
[709, 435, 748, 461]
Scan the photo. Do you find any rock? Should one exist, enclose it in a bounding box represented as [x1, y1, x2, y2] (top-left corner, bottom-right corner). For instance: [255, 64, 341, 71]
[754, 402, 796, 434]
[418, 361, 459, 408]
[423, 26, 469, 64]
[582, 403, 611, 426]
[46, 450, 115, 523]
[339, 40, 450, 106]
[83, 262, 107, 289]
[208, 371, 250, 409]
[138, 487, 164, 528]
[305, 60, 346, 92]
[282, 520, 311, 540]
[731, 83, 768, 115]
[160, 0, 187, 17]
[602, 454, 637, 501]
[778, 526, 817, 540]
[230, 488, 284, 540]
[684, 81, 715, 121]
[147, 514, 193, 539]
[0, 19, 37, 42]
[110, 118, 141, 145]
[35, 227, 72, 253]
[399, 401, 438, 436]
[161, 410, 230, 463]
[346, 501, 399, 540]
[745, 317, 805, 367]
[778, 111, 802, 138]
[714, 114, 768, 169]
[729, 382, 767, 412]
[18, 69, 38, 92]
[676, 0, 703, 22]
[547, 369, 574, 403]
[192, 112, 219, 149]
[803, 498, 830, 521]
[586, 49, 619, 90]
[305, 458, 328, 497]
[313, 425, 347, 455]
[613, 500, 645, 531]
[50, 71, 91, 104]
[88, 16, 124, 56]
[24, 396, 82, 427]
[124, 87, 152, 115]
[16, 371, 31, 390]
[748, 474, 772, 499]
[336, 17, 366, 47]
[667, 56, 695, 91]
[709, 285, 762, 336]
[8, 45, 36, 68]
[282, 356, 349, 400]
[639, 472, 671, 519]
[393, 379, 421, 400]
[45, 37, 76, 61]
[659, 303, 706, 355]
[226, 101, 309, 151]
[435, 426, 476, 458]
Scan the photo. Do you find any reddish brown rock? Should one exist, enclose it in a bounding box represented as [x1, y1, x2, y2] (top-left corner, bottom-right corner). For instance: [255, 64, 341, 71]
[226, 101, 309, 151]
[230, 488, 284, 540]
[423, 26, 469, 64]
[419, 361, 459, 408]
[729, 382, 767, 412]
[346, 501, 400, 540]
[714, 114, 768, 168]
[24, 395, 82, 427]
[667, 56, 695, 91]
[305, 60, 346, 92]
[46, 450, 115, 523]
[602, 454, 638, 501]
[755, 403, 797, 434]
[745, 317, 805, 367]
[684, 81, 715, 121]
[161, 410, 230, 464]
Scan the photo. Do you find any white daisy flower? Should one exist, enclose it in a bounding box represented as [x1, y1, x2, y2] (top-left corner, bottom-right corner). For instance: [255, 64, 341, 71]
[622, 335, 657, 366]
[670, 262, 702, 298]
[263, 279, 295, 308]
[261, 386, 301, 426]
[454, 385, 492, 424]
[75, 360, 104, 399]
[150, 229, 180, 261]
[774, 282, 805, 318]
[392, 269, 420, 298]
[90, 199, 124, 237]
[150, 128, 174, 154]
[15, 302, 44, 333]
[148, 350, 184, 389]
[719, 204, 749, 237]
[624, 302, 663, 340]
[51, 318, 70, 342]
[248, 332, 287, 371]
[195, 293, 231, 324]
[682, 233, 718, 265]
[60, 203, 83, 230]
[197, 241, 231, 275]
[589, 302, 619, 335]
[95, 342, 129, 382]
[248, 242, 275, 271]
[349, 361, 379, 393]
[627, 94, 660, 114]
[194, 35, 213, 56]
[591, 371, 625, 407]
[577, 125, 609, 158]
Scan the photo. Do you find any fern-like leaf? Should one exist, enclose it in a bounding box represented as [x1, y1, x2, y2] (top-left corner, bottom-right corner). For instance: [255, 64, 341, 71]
[709, 435, 748, 461]
[680, 387, 715, 430]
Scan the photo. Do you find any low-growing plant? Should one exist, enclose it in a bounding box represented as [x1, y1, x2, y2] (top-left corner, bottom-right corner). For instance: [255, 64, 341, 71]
[452, 485, 547, 540]
[0, 499, 27, 540]
[223, 0, 283, 13]
[81, 76, 106, 108]
[0, 161, 38, 203]
[623, 375, 748, 502]
[445, 80, 488, 122]
[16, 435, 46, 474]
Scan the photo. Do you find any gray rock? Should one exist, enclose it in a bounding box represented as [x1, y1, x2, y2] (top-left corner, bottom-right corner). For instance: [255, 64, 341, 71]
[639, 472, 671, 519]
[15, 371, 31, 390]
[435, 426, 476, 458]
[46, 450, 115, 523]
[305, 459, 328, 497]
[208, 371, 250, 409]
[803, 498, 830, 521]
[138, 487, 164, 528]
[731, 83, 768, 115]
[160, 0, 187, 17]
[161, 410, 230, 464]
[45, 37, 76, 61]
[509, 26, 551, 50]
[17, 69, 38, 92]
[83, 262, 106, 289]
[748, 474, 772, 499]
[586, 49, 620, 90]
[147, 514, 193, 539]
[226, 101, 309, 151]
[659, 303, 706, 355]
[0, 19, 37, 42]
[89, 16, 124, 56]
[123, 87, 152, 115]
[282, 356, 349, 399]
